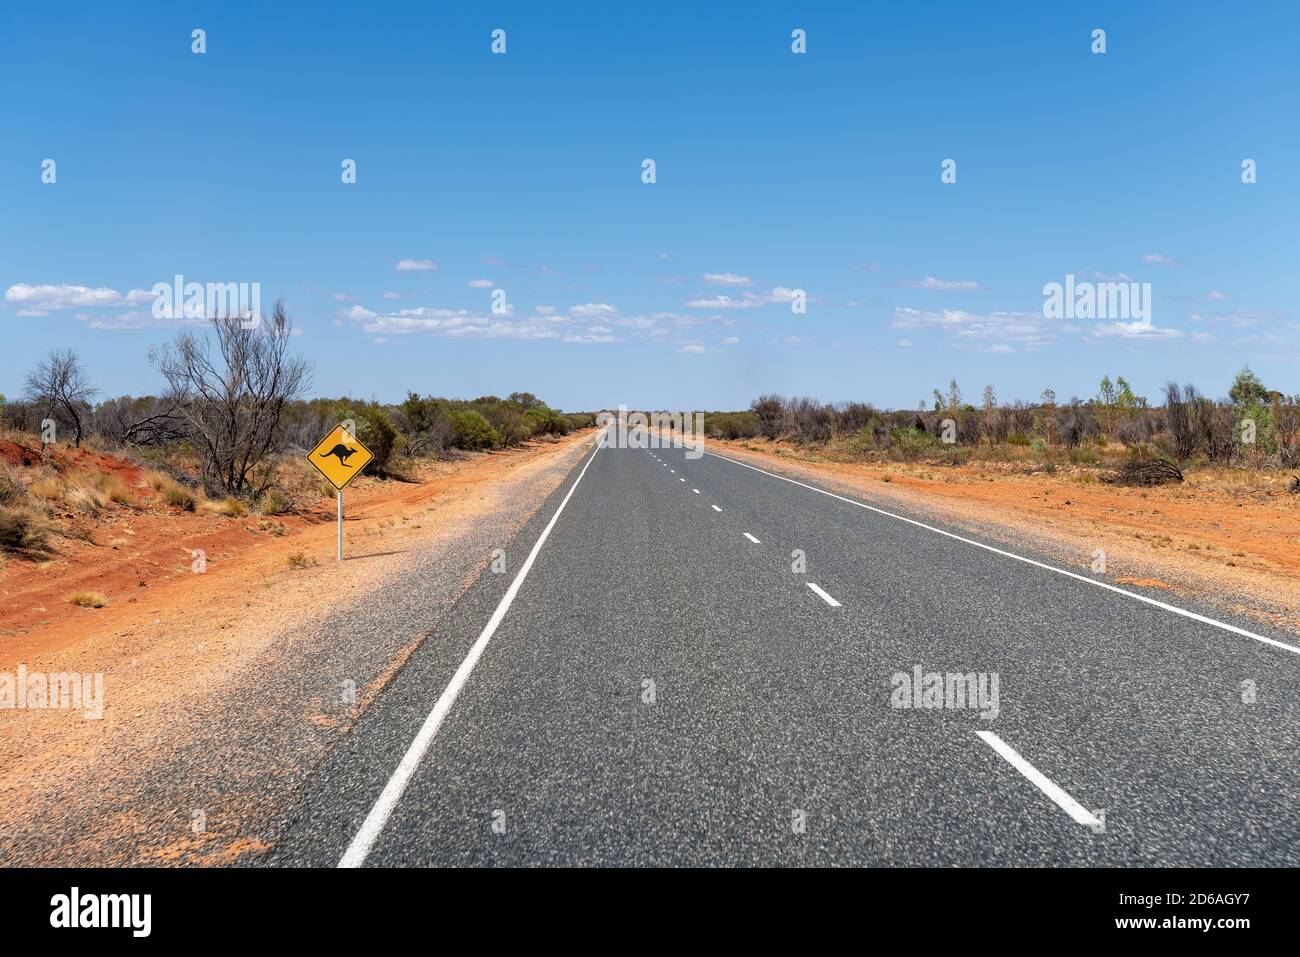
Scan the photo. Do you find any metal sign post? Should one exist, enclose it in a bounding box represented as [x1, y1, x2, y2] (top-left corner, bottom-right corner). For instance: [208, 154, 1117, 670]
[337, 490, 343, 562]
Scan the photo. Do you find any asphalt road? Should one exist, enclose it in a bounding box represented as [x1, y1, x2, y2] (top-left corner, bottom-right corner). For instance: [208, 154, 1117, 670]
[271, 431, 1300, 866]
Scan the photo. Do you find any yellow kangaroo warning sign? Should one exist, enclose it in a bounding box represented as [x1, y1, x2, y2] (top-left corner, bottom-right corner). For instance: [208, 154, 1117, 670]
[307, 424, 374, 491]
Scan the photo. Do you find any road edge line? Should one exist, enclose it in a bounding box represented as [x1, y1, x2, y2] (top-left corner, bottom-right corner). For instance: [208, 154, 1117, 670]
[704, 449, 1300, 657]
[338, 430, 607, 867]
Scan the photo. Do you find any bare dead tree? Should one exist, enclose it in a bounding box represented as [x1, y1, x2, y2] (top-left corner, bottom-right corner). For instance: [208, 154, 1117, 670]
[1163, 381, 1196, 462]
[151, 302, 311, 498]
[23, 348, 97, 448]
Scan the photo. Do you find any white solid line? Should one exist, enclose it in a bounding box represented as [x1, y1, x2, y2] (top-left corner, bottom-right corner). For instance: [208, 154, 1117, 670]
[806, 582, 841, 607]
[743, 532, 761, 544]
[705, 450, 1300, 657]
[711, 505, 722, 512]
[976, 730, 1101, 828]
[338, 430, 608, 868]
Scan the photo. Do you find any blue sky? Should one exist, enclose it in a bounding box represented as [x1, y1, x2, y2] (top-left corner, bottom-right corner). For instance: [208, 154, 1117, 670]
[2, 1, 1296, 412]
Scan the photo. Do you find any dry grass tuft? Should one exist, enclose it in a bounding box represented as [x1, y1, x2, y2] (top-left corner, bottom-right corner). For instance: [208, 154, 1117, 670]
[28, 476, 64, 502]
[89, 472, 133, 505]
[162, 483, 198, 511]
[199, 496, 249, 517]
[65, 591, 108, 608]
[67, 484, 112, 516]
[0, 505, 52, 554]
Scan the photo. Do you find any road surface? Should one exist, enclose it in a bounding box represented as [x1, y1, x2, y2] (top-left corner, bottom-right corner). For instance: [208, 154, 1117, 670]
[272, 432, 1300, 866]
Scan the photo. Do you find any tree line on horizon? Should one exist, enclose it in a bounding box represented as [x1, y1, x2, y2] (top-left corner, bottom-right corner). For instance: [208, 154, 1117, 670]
[0, 306, 596, 502]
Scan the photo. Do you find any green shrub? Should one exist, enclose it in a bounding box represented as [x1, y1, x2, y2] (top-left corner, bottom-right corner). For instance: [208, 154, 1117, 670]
[523, 406, 570, 437]
[707, 411, 761, 440]
[478, 402, 529, 446]
[448, 410, 500, 450]
[332, 402, 398, 473]
[890, 427, 939, 461]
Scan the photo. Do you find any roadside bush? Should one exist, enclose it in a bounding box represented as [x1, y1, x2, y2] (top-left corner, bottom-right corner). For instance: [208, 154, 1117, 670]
[448, 410, 499, 450]
[751, 395, 788, 439]
[707, 410, 761, 440]
[891, 427, 939, 461]
[331, 401, 398, 474]
[523, 406, 570, 438]
[478, 401, 530, 446]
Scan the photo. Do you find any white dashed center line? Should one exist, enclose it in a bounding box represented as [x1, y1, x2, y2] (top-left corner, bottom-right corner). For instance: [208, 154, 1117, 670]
[711, 505, 722, 512]
[692, 489, 700, 494]
[976, 730, 1101, 829]
[806, 583, 841, 607]
[743, 532, 761, 544]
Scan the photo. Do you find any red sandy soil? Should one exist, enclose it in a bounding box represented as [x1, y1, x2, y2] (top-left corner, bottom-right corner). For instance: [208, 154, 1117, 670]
[0, 431, 596, 865]
[0, 434, 592, 661]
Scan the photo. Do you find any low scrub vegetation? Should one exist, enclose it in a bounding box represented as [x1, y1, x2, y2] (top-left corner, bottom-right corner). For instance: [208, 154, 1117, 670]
[1, 320, 593, 563]
[697, 368, 1298, 483]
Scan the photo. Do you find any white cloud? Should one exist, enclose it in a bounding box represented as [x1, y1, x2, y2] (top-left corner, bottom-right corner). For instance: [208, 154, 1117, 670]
[685, 294, 760, 309]
[685, 287, 801, 310]
[891, 306, 1051, 350]
[853, 261, 882, 272]
[466, 278, 494, 288]
[1141, 253, 1179, 267]
[1183, 308, 1297, 347]
[702, 272, 753, 286]
[893, 276, 981, 291]
[569, 302, 618, 318]
[1089, 320, 1182, 340]
[330, 292, 351, 301]
[722, 335, 740, 344]
[395, 259, 438, 272]
[341, 300, 626, 344]
[4, 282, 182, 328]
[381, 291, 401, 300]
[1202, 290, 1227, 301]
[5, 282, 153, 310]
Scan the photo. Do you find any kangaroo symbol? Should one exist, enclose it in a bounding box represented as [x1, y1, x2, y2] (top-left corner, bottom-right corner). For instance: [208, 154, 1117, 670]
[323, 443, 359, 467]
